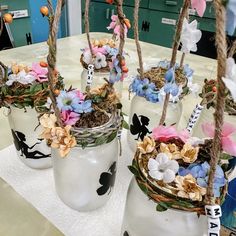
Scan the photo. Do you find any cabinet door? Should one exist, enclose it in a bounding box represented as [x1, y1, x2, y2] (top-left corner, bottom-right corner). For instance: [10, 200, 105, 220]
[148, 10, 179, 48]
[1, 0, 32, 47]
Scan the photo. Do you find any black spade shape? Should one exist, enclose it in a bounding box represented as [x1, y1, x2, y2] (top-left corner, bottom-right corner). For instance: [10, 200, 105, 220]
[123, 231, 129, 236]
[97, 162, 117, 196]
[11, 129, 51, 159]
[130, 113, 151, 140]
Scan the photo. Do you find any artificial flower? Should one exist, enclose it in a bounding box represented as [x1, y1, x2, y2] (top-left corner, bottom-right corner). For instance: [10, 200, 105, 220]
[6, 70, 36, 86]
[11, 64, 30, 74]
[202, 122, 236, 156]
[180, 143, 199, 163]
[94, 52, 107, 69]
[56, 90, 81, 111]
[160, 143, 181, 160]
[178, 162, 226, 197]
[164, 68, 175, 82]
[40, 113, 57, 128]
[190, 0, 206, 17]
[152, 126, 190, 143]
[29, 62, 48, 83]
[76, 90, 85, 100]
[148, 153, 179, 183]
[180, 18, 202, 53]
[137, 136, 156, 154]
[61, 110, 80, 126]
[50, 125, 76, 157]
[107, 15, 128, 39]
[73, 100, 93, 114]
[163, 82, 179, 97]
[226, 0, 236, 36]
[175, 174, 206, 201]
[222, 57, 236, 101]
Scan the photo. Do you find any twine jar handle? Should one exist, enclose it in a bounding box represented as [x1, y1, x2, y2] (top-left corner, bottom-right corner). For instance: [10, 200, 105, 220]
[159, 0, 191, 126]
[46, 0, 64, 128]
[134, 0, 144, 79]
[205, 0, 227, 206]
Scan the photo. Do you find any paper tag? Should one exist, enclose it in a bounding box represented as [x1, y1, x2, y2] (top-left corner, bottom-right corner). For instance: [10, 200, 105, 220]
[86, 64, 94, 87]
[161, 18, 176, 26]
[10, 10, 28, 19]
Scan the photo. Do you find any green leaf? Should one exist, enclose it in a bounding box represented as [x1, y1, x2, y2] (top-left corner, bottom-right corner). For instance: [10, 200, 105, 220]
[95, 136, 107, 146]
[156, 203, 168, 212]
[121, 111, 128, 116]
[122, 120, 129, 130]
[138, 182, 149, 194]
[107, 131, 117, 143]
[128, 165, 139, 177]
[220, 153, 233, 160]
[175, 200, 194, 208]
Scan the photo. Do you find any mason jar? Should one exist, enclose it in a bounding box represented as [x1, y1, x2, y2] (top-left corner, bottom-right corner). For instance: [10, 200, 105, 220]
[121, 177, 208, 236]
[52, 136, 119, 212]
[81, 68, 123, 97]
[7, 106, 51, 169]
[127, 95, 183, 152]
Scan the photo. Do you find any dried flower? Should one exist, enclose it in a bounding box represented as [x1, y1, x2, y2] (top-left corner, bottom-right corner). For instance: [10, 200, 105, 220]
[160, 143, 181, 160]
[50, 125, 76, 157]
[180, 143, 199, 163]
[175, 174, 206, 201]
[148, 153, 179, 183]
[137, 136, 156, 154]
[40, 113, 57, 128]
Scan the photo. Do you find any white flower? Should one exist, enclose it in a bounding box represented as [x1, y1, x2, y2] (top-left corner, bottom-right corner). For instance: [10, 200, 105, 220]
[6, 70, 36, 86]
[180, 18, 202, 54]
[222, 57, 236, 102]
[148, 153, 179, 183]
[187, 81, 200, 97]
[94, 52, 107, 69]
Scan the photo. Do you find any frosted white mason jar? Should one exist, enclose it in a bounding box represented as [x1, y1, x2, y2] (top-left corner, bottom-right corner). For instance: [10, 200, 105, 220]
[121, 178, 208, 236]
[52, 138, 119, 212]
[127, 96, 183, 152]
[81, 69, 123, 96]
[192, 107, 236, 141]
[7, 106, 51, 169]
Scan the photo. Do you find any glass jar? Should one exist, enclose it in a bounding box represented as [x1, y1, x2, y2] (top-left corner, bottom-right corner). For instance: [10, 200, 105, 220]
[7, 106, 51, 169]
[127, 95, 183, 152]
[121, 177, 208, 236]
[52, 138, 119, 212]
[81, 68, 123, 97]
[192, 107, 236, 141]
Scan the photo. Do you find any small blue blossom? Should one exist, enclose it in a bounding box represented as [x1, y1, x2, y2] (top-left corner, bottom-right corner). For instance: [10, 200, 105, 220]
[57, 90, 81, 111]
[73, 100, 93, 114]
[183, 64, 194, 78]
[104, 45, 118, 57]
[178, 161, 227, 197]
[164, 82, 179, 96]
[165, 68, 175, 82]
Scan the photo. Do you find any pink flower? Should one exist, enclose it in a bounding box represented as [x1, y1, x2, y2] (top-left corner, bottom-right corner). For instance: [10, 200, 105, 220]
[202, 122, 236, 156]
[152, 126, 190, 142]
[61, 110, 80, 126]
[76, 90, 85, 100]
[191, 0, 206, 17]
[107, 14, 128, 39]
[29, 63, 48, 83]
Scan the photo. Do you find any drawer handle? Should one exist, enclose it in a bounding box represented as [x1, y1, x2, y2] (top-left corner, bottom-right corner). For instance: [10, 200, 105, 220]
[165, 1, 177, 6]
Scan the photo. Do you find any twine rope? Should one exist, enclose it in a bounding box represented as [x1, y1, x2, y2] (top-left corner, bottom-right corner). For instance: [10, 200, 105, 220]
[134, 0, 144, 79]
[205, 0, 227, 205]
[228, 39, 236, 58]
[159, 0, 190, 125]
[47, 0, 64, 128]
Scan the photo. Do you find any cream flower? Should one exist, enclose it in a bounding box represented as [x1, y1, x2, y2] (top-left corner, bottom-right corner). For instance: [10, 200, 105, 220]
[137, 136, 156, 154]
[40, 113, 57, 129]
[175, 174, 206, 201]
[6, 70, 36, 86]
[180, 143, 199, 163]
[160, 143, 181, 160]
[94, 52, 107, 69]
[148, 153, 179, 183]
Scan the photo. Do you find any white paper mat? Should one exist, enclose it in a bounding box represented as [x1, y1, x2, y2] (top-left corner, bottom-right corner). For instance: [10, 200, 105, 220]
[0, 131, 133, 236]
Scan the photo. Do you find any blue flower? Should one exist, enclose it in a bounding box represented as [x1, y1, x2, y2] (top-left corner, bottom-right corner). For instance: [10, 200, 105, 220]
[165, 68, 175, 83]
[183, 64, 194, 78]
[226, 0, 236, 36]
[104, 45, 118, 57]
[164, 82, 179, 96]
[158, 60, 169, 69]
[56, 90, 81, 111]
[73, 100, 93, 114]
[178, 161, 227, 197]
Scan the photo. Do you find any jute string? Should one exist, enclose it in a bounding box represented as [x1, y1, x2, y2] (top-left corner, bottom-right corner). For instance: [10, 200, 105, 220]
[0, 10, 3, 38]
[228, 39, 236, 58]
[159, 0, 190, 125]
[47, 0, 64, 128]
[134, 0, 144, 79]
[205, 0, 227, 205]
